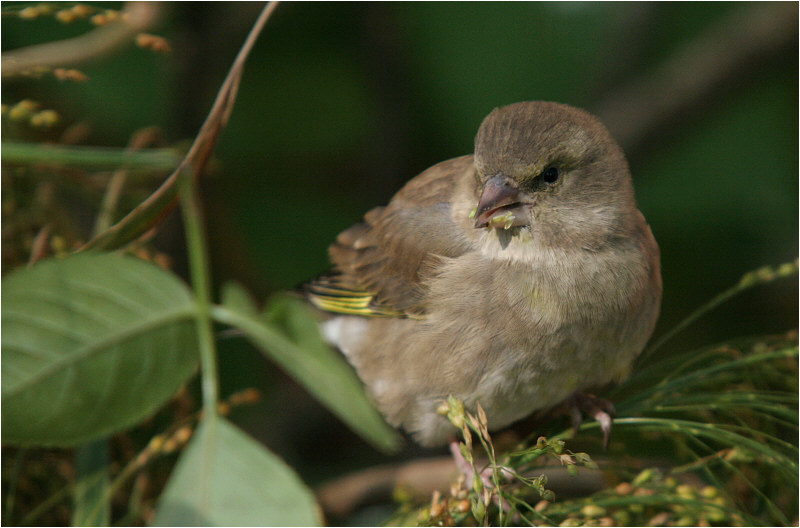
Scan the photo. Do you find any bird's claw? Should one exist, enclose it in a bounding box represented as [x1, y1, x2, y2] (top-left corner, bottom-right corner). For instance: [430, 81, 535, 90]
[568, 393, 616, 449]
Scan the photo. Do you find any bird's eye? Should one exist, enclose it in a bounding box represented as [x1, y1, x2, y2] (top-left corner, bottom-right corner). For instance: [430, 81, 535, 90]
[541, 166, 560, 184]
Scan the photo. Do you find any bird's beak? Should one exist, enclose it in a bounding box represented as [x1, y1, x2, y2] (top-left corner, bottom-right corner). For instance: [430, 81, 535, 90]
[474, 174, 528, 229]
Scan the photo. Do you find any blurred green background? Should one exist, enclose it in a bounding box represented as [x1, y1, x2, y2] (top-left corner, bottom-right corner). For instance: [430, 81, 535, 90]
[3, 0, 797, 500]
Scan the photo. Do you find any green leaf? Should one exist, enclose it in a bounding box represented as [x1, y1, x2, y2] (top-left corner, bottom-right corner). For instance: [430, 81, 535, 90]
[153, 413, 321, 526]
[263, 294, 336, 355]
[1, 253, 199, 446]
[220, 281, 259, 315]
[212, 295, 401, 453]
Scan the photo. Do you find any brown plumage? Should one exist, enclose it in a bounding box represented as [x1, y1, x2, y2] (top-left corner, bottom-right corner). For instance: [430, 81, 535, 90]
[308, 101, 661, 447]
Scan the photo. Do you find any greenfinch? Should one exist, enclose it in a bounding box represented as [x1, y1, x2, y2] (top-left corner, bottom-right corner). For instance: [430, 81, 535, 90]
[308, 101, 661, 447]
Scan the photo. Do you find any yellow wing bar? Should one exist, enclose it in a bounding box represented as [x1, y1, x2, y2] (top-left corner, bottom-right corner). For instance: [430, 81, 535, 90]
[306, 280, 404, 318]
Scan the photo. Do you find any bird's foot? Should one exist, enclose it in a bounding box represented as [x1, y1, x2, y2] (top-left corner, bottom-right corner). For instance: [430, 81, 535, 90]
[568, 392, 616, 449]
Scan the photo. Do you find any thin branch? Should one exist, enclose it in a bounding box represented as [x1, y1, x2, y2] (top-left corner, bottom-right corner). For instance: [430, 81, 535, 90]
[315, 456, 606, 520]
[2, 2, 160, 78]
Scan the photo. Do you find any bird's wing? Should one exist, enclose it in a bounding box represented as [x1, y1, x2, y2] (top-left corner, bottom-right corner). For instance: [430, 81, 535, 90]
[307, 155, 477, 318]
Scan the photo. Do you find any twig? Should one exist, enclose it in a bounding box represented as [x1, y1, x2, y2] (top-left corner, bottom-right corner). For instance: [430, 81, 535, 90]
[315, 456, 458, 519]
[79, 1, 280, 252]
[2, 2, 160, 78]
[315, 456, 607, 520]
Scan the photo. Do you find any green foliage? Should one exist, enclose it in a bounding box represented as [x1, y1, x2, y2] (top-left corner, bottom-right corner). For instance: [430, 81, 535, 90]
[0, 209, 395, 524]
[154, 413, 322, 526]
[1, 5, 397, 524]
[1, 253, 199, 446]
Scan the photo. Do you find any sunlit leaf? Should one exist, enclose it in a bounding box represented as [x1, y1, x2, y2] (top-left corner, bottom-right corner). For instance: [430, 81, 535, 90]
[1, 253, 199, 446]
[154, 413, 321, 526]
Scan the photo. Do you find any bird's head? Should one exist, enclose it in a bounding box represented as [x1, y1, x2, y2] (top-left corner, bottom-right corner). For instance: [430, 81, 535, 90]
[472, 101, 635, 239]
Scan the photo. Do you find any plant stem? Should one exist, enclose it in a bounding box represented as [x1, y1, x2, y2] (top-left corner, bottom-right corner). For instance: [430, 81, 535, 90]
[1, 142, 180, 170]
[179, 165, 219, 412]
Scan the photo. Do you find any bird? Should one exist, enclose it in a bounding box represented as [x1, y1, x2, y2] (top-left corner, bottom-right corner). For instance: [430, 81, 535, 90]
[307, 101, 662, 449]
